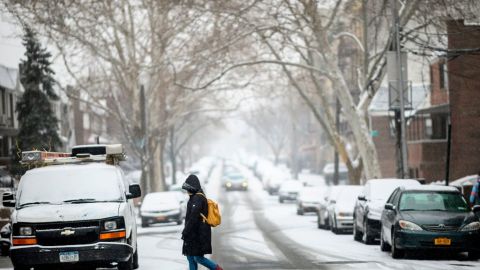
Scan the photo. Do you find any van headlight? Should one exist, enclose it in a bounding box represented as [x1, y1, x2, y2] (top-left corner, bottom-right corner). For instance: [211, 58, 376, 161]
[104, 221, 118, 231]
[398, 220, 423, 231]
[102, 218, 125, 232]
[461, 222, 480, 232]
[19, 226, 33, 236]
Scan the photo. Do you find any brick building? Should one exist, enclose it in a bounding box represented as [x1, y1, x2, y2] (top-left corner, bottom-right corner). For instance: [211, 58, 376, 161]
[368, 85, 429, 178]
[406, 58, 449, 181]
[371, 20, 480, 182]
[447, 20, 480, 180]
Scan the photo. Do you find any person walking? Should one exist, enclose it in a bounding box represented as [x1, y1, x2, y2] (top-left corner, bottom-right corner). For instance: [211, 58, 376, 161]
[470, 172, 480, 206]
[181, 175, 223, 270]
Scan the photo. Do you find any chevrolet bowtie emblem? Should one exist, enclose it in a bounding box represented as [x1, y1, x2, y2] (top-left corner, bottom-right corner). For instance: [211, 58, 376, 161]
[60, 229, 75, 236]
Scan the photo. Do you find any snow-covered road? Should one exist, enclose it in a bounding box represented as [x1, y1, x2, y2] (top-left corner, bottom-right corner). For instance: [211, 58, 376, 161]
[0, 164, 479, 269]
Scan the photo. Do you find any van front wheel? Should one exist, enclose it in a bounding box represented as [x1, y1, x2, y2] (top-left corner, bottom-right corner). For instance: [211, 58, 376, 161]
[118, 256, 133, 270]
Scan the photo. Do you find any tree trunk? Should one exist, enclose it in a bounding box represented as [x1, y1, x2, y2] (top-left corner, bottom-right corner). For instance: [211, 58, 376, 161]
[315, 30, 382, 180]
[169, 127, 177, 185]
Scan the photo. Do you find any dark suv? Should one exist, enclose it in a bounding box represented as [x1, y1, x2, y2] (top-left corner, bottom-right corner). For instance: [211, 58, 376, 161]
[380, 185, 480, 259]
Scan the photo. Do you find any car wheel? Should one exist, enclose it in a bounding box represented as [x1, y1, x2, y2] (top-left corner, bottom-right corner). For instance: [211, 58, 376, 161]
[279, 198, 284, 203]
[380, 228, 391, 252]
[353, 218, 362, 241]
[176, 218, 183, 225]
[141, 222, 149, 228]
[391, 229, 404, 259]
[330, 218, 338, 234]
[133, 248, 139, 269]
[317, 214, 323, 229]
[468, 250, 480, 260]
[362, 219, 374, 244]
[297, 208, 304, 215]
[325, 217, 330, 230]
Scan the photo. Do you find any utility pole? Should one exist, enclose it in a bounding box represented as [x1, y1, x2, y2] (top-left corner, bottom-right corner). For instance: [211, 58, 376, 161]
[393, 0, 409, 178]
[140, 85, 150, 195]
[445, 122, 452, 186]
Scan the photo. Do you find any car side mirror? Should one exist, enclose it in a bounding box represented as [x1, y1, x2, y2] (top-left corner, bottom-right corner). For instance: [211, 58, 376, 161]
[2, 192, 15, 208]
[385, 203, 396, 211]
[358, 195, 367, 201]
[126, 184, 142, 199]
[473, 205, 480, 213]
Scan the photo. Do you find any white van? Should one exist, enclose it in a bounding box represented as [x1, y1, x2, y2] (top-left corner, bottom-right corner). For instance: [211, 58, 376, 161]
[3, 145, 141, 270]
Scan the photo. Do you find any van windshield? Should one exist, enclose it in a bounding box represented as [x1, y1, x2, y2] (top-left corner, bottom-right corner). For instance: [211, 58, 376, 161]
[17, 166, 124, 207]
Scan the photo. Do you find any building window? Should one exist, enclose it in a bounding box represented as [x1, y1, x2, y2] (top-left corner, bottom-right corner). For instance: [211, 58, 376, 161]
[425, 118, 433, 139]
[0, 136, 9, 157]
[9, 94, 14, 126]
[439, 62, 448, 90]
[0, 88, 5, 115]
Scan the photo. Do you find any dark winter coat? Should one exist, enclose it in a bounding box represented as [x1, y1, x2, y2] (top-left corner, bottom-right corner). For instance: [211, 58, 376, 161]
[182, 175, 212, 256]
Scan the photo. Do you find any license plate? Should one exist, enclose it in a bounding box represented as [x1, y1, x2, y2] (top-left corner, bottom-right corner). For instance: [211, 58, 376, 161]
[59, 251, 79, 263]
[156, 216, 166, 221]
[434, 238, 451, 246]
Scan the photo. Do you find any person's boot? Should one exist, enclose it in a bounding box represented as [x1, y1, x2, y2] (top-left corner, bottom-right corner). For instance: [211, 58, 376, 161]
[215, 265, 224, 270]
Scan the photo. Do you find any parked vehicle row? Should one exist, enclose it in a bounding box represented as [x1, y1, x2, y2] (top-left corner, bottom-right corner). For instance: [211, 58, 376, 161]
[263, 171, 480, 261]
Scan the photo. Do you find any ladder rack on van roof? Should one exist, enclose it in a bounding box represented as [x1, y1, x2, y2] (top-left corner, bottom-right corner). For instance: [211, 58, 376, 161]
[21, 144, 125, 167]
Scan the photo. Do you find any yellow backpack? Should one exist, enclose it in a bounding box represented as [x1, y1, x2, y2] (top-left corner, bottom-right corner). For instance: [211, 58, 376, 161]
[197, 193, 221, 227]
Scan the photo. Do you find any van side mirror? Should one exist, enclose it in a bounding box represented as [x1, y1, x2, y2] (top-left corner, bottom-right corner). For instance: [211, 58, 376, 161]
[2, 192, 15, 208]
[126, 184, 142, 199]
[473, 205, 480, 213]
[385, 203, 396, 211]
[358, 195, 367, 201]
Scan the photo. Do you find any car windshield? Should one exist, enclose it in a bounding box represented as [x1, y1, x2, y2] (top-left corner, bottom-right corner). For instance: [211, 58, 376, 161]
[399, 191, 469, 212]
[300, 187, 323, 201]
[228, 174, 244, 181]
[336, 187, 362, 206]
[18, 166, 124, 207]
[144, 193, 179, 205]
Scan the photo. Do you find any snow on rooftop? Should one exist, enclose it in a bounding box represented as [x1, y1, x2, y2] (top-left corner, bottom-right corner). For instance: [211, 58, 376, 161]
[402, 185, 459, 192]
[25, 162, 117, 175]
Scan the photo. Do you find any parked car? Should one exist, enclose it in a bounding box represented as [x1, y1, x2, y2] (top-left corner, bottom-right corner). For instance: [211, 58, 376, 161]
[317, 186, 343, 229]
[264, 170, 289, 195]
[140, 192, 185, 227]
[278, 180, 303, 203]
[297, 186, 326, 215]
[323, 163, 348, 185]
[353, 179, 420, 244]
[222, 173, 248, 191]
[327, 185, 363, 234]
[380, 185, 480, 259]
